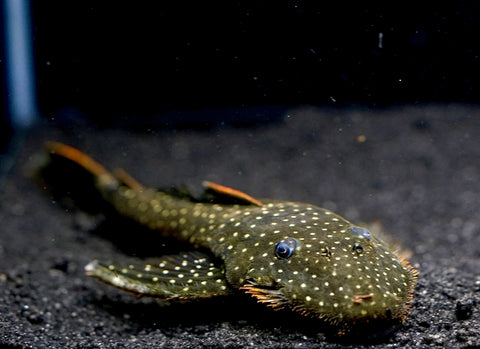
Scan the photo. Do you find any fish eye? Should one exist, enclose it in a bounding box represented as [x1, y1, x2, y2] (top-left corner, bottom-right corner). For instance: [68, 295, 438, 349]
[348, 227, 372, 240]
[274, 238, 299, 259]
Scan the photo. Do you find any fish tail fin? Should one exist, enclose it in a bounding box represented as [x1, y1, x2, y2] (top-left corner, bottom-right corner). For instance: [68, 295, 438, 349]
[45, 142, 118, 188]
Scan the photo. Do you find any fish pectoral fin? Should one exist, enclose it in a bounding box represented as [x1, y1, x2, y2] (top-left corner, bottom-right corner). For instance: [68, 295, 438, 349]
[203, 181, 263, 206]
[85, 251, 232, 300]
[239, 279, 286, 309]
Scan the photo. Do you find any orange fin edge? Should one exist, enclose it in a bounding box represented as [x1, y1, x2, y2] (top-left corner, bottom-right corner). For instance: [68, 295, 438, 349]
[45, 141, 109, 177]
[203, 181, 263, 206]
[113, 168, 144, 192]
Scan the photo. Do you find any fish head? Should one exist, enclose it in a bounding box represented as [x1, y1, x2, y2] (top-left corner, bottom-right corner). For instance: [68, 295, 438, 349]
[240, 204, 417, 328]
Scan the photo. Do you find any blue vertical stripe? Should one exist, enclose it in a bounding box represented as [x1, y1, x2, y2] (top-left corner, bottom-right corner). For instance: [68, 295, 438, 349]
[3, 0, 38, 128]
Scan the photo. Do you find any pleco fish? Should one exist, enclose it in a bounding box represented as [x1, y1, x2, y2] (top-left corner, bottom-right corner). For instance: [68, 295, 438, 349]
[46, 142, 417, 334]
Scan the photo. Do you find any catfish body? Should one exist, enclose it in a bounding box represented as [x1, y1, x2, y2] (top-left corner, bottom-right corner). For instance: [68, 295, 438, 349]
[47, 142, 417, 331]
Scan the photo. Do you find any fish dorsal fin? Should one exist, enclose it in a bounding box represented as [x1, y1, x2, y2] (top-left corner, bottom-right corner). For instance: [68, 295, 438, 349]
[203, 181, 263, 206]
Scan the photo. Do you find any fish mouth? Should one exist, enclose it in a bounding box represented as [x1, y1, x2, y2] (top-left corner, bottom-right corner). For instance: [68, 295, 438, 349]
[240, 279, 405, 338]
[240, 278, 328, 318]
[239, 278, 414, 331]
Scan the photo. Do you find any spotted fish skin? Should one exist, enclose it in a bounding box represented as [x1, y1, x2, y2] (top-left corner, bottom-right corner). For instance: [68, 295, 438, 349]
[47, 142, 417, 330]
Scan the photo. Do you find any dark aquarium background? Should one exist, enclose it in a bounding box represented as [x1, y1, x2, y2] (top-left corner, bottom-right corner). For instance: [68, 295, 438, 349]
[3, 2, 480, 128]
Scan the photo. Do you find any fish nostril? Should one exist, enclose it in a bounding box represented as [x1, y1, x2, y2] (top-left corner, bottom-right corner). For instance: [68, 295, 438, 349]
[352, 242, 363, 254]
[321, 247, 332, 257]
